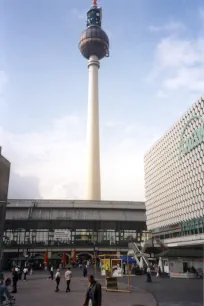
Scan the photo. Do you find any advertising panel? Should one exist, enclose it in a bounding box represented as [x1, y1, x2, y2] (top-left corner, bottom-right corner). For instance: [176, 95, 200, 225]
[111, 259, 123, 277]
[100, 259, 111, 276]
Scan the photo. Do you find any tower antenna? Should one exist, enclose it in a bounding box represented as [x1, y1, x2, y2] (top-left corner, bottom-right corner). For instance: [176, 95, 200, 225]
[92, 0, 97, 5]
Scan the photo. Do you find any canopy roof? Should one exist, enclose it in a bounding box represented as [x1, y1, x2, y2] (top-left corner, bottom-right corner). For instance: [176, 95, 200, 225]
[156, 248, 203, 258]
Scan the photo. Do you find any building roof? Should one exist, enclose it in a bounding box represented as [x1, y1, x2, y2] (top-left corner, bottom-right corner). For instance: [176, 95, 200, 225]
[156, 248, 203, 258]
[7, 199, 145, 210]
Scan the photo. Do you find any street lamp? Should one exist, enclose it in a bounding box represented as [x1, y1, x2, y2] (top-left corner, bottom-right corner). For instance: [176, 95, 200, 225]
[93, 241, 96, 276]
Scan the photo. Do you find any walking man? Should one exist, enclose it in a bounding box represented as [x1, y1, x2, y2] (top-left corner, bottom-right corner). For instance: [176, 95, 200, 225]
[83, 275, 101, 306]
[55, 269, 60, 292]
[83, 263, 88, 277]
[0, 279, 12, 304]
[11, 268, 18, 293]
[23, 267, 28, 281]
[146, 265, 152, 282]
[50, 266, 54, 280]
[65, 267, 72, 292]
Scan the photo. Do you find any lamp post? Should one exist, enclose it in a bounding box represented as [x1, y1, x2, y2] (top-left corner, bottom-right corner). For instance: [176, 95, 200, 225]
[93, 241, 96, 276]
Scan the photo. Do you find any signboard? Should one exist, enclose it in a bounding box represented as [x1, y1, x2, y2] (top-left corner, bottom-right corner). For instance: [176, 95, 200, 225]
[111, 259, 123, 277]
[178, 116, 204, 160]
[100, 259, 110, 276]
[54, 230, 71, 241]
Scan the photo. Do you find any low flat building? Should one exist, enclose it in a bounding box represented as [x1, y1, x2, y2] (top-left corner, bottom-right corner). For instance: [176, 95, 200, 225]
[3, 199, 150, 269]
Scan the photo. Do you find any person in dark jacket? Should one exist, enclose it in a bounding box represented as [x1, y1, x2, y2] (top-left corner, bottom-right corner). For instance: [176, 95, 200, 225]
[11, 268, 18, 293]
[83, 264, 88, 278]
[83, 275, 101, 306]
[0, 279, 12, 304]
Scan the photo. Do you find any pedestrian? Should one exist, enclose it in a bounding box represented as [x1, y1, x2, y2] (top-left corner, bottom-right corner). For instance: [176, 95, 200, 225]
[123, 262, 126, 275]
[23, 267, 28, 281]
[11, 268, 18, 293]
[65, 267, 72, 292]
[83, 275, 101, 306]
[50, 266, 54, 280]
[146, 265, 152, 282]
[17, 267, 22, 281]
[0, 278, 12, 304]
[156, 265, 160, 277]
[83, 264, 88, 277]
[55, 269, 60, 292]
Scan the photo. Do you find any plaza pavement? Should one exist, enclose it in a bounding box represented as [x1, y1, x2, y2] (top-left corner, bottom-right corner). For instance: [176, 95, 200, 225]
[5, 271, 157, 306]
[4, 269, 203, 306]
[119, 275, 203, 306]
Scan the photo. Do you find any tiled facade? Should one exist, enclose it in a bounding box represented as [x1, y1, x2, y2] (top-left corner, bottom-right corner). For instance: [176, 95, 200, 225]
[144, 96, 204, 234]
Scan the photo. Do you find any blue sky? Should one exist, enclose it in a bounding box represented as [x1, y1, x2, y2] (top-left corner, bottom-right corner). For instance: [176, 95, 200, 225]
[0, 0, 204, 200]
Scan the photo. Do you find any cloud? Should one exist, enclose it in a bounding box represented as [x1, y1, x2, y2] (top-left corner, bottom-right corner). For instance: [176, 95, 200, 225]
[0, 115, 158, 201]
[8, 173, 41, 199]
[149, 21, 186, 33]
[70, 8, 86, 21]
[0, 116, 86, 199]
[147, 34, 204, 94]
[0, 70, 8, 112]
[0, 70, 8, 94]
[199, 7, 204, 19]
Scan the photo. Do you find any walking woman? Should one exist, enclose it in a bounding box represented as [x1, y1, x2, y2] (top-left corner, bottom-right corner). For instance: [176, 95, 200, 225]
[55, 269, 61, 292]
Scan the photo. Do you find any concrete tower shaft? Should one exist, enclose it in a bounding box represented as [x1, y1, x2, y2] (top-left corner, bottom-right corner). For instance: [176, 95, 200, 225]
[79, 1, 109, 201]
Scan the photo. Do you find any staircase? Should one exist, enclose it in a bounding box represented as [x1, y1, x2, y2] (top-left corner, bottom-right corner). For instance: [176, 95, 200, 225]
[128, 242, 149, 268]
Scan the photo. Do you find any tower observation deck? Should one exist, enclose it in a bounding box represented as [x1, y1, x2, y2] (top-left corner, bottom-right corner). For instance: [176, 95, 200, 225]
[79, 0, 109, 60]
[79, 0, 109, 201]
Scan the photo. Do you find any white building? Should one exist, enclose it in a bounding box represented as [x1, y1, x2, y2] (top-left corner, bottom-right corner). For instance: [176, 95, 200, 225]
[144, 96, 204, 275]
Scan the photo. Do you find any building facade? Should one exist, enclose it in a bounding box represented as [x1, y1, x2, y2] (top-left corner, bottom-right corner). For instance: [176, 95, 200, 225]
[2, 200, 150, 269]
[0, 147, 11, 272]
[144, 96, 204, 248]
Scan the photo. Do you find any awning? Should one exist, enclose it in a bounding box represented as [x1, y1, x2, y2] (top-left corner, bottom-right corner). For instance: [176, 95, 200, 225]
[120, 256, 136, 263]
[32, 256, 44, 260]
[156, 248, 203, 258]
[51, 254, 62, 260]
[11, 257, 26, 261]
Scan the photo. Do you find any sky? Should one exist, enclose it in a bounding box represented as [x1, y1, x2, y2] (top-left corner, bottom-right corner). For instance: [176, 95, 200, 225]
[0, 0, 204, 201]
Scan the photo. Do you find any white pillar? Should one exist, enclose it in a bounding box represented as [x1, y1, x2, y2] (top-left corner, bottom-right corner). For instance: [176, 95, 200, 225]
[85, 55, 101, 201]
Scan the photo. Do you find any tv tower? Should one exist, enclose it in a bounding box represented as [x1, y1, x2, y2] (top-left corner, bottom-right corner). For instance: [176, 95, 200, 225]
[79, 0, 109, 200]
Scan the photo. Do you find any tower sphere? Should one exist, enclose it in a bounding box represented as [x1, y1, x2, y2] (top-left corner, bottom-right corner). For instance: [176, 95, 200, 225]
[79, 2, 109, 60]
[79, 26, 109, 60]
